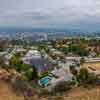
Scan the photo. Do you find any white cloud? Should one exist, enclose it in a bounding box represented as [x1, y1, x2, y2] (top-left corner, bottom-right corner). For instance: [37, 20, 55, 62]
[0, 0, 100, 30]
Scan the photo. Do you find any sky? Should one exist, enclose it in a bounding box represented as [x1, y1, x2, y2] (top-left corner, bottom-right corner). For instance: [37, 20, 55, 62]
[0, 0, 100, 31]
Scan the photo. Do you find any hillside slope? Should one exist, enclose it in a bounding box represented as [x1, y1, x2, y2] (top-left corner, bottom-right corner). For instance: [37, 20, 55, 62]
[0, 68, 25, 100]
[0, 80, 24, 100]
[64, 86, 100, 100]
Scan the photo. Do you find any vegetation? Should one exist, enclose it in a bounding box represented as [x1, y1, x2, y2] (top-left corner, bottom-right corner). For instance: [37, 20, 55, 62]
[76, 68, 89, 84]
[80, 57, 85, 64]
[39, 72, 49, 79]
[10, 55, 38, 81]
[10, 55, 23, 71]
[70, 65, 78, 76]
[76, 68, 98, 86]
[51, 81, 72, 94]
[68, 44, 89, 56]
[1, 37, 100, 99]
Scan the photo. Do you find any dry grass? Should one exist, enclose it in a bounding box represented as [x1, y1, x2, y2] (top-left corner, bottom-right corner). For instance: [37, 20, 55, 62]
[64, 86, 100, 100]
[0, 68, 25, 100]
[82, 62, 100, 71]
[0, 66, 100, 100]
[38, 86, 100, 100]
[0, 80, 24, 100]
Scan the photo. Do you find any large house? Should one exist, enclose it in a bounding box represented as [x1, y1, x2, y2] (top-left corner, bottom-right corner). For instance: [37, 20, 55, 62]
[22, 49, 53, 75]
[30, 58, 53, 75]
[22, 50, 41, 64]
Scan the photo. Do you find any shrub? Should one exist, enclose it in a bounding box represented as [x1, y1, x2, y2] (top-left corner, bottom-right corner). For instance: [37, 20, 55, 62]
[39, 72, 49, 79]
[76, 68, 98, 86]
[52, 81, 72, 93]
[70, 65, 78, 76]
[52, 96, 63, 100]
[76, 68, 89, 84]
[38, 88, 50, 97]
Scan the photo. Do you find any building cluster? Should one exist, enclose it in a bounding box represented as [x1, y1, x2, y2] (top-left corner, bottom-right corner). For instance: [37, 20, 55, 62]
[1, 37, 100, 89]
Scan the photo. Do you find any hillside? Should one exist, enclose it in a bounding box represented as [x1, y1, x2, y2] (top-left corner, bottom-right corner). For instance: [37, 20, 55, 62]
[0, 80, 100, 100]
[0, 67, 100, 100]
[38, 86, 100, 100]
[63, 86, 100, 100]
[0, 68, 24, 100]
[0, 80, 24, 100]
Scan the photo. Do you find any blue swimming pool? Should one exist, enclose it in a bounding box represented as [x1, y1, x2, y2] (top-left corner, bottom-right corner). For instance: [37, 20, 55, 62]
[39, 76, 51, 86]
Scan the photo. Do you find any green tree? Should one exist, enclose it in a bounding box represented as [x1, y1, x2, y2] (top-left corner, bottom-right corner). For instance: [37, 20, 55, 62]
[10, 55, 23, 71]
[68, 44, 89, 56]
[10, 55, 38, 81]
[20, 63, 31, 72]
[76, 68, 89, 84]
[80, 57, 85, 65]
[69, 65, 78, 76]
[24, 66, 38, 81]
[24, 68, 34, 81]
[31, 65, 38, 80]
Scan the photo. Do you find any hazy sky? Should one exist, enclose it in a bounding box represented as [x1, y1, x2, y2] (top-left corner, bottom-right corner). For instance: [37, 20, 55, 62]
[0, 0, 100, 31]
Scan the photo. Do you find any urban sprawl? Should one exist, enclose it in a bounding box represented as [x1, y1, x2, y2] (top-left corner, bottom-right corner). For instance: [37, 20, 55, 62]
[0, 32, 100, 99]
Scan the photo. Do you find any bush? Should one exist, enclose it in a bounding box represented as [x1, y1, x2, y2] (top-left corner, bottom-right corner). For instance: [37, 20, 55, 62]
[76, 68, 89, 84]
[76, 68, 98, 86]
[86, 73, 98, 84]
[51, 96, 63, 100]
[24, 70, 33, 81]
[39, 72, 49, 79]
[38, 88, 50, 97]
[80, 57, 85, 65]
[52, 81, 72, 93]
[70, 65, 78, 76]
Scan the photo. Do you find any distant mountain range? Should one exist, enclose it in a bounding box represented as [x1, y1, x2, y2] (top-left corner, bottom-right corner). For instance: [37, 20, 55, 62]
[0, 27, 99, 33]
[0, 27, 82, 33]
[0, 27, 100, 39]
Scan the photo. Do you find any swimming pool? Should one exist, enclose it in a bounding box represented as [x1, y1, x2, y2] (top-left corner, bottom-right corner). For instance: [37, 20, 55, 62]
[39, 76, 51, 86]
